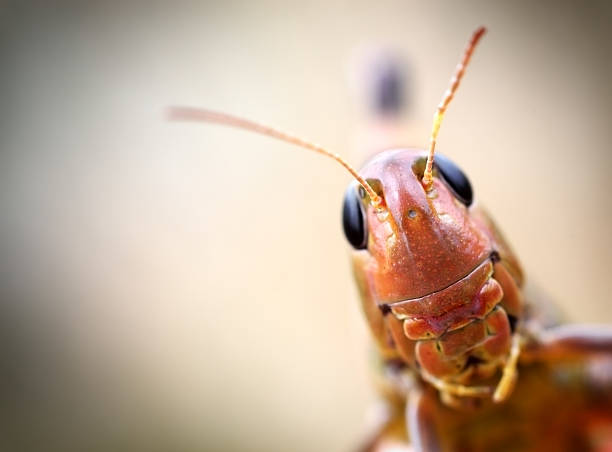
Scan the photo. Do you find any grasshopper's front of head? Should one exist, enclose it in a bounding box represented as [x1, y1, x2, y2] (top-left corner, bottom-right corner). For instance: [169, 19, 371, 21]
[344, 148, 489, 301]
[344, 147, 525, 406]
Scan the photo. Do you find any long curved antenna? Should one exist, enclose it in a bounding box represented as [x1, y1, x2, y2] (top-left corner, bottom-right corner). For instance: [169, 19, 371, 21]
[422, 27, 487, 190]
[168, 107, 382, 207]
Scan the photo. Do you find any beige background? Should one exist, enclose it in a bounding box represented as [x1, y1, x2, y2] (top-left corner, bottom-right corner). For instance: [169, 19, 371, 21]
[1, 1, 611, 451]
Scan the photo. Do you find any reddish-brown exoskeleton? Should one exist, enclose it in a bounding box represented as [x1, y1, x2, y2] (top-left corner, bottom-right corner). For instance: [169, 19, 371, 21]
[170, 27, 612, 452]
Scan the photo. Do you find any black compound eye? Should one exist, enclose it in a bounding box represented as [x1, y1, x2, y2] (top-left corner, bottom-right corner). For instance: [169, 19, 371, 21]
[435, 154, 473, 206]
[342, 185, 368, 250]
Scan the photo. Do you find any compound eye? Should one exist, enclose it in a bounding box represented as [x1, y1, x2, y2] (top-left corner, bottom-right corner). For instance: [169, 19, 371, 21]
[342, 185, 368, 250]
[435, 153, 473, 206]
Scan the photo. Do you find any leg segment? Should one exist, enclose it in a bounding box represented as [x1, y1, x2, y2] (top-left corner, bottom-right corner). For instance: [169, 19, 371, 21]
[406, 387, 441, 452]
[523, 324, 612, 363]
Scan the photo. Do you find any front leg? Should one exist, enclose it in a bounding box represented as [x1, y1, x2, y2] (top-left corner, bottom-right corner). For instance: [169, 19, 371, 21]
[406, 388, 442, 452]
[358, 401, 414, 452]
[523, 324, 612, 363]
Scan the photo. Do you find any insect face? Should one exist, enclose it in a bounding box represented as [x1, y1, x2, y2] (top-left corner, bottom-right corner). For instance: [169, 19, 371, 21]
[347, 148, 524, 401]
[349, 148, 490, 301]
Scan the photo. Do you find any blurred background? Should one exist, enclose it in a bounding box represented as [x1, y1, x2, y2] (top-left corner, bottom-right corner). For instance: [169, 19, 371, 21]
[1, 1, 611, 451]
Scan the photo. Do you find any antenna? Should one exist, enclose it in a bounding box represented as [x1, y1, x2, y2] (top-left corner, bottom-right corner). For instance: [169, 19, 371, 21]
[422, 26, 487, 190]
[168, 106, 382, 207]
